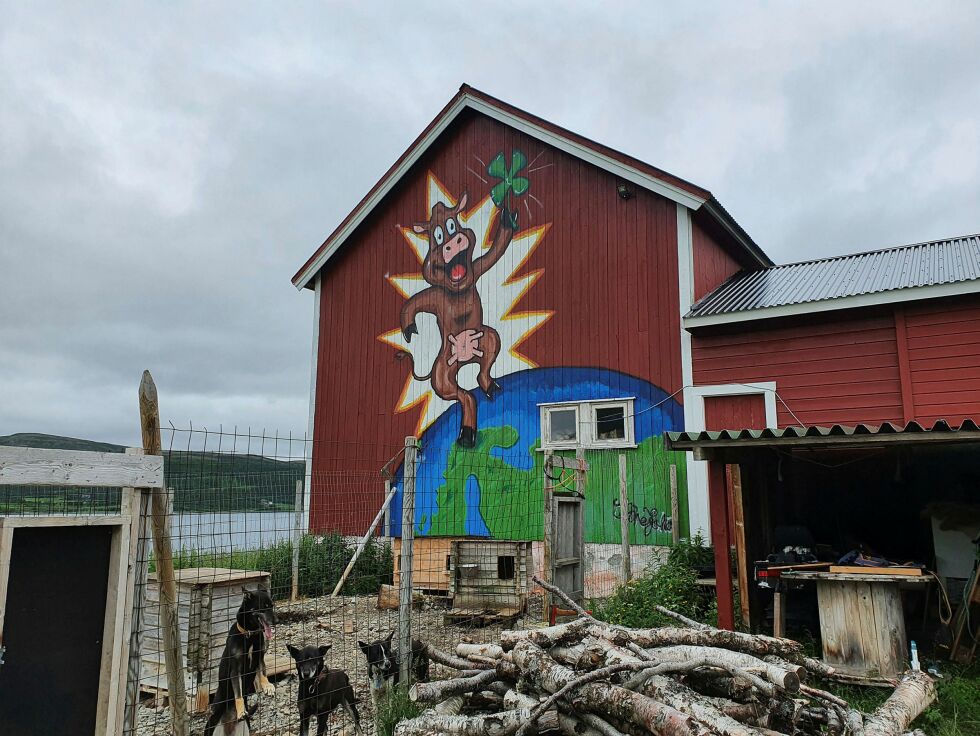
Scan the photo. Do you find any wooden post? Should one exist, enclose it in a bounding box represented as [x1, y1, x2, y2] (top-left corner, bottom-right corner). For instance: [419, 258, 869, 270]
[383, 479, 392, 538]
[669, 464, 680, 545]
[331, 481, 398, 597]
[139, 371, 189, 736]
[291, 479, 303, 601]
[707, 459, 735, 631]
[398, 437, 418, 686]
[730, 465, 751, 629]
[542, 450, 554, 622]
[773, 589, 786, 639]
[617, 454, 632, 583]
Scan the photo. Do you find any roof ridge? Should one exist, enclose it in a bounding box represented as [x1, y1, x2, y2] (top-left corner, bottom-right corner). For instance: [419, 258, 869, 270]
[769, 232, 980, 270]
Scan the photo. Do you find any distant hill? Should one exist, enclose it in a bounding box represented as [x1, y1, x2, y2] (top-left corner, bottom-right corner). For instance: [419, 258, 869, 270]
[0, 433, 304, 513]
[0, 432, 126, 453]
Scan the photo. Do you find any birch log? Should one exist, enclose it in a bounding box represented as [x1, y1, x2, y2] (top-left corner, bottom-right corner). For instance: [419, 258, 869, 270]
[410, 669, 499, 703]
[864, 672, 936, 736]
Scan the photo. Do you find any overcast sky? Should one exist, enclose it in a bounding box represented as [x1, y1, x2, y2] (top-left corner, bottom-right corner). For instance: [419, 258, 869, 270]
[2, 2, 978, 446]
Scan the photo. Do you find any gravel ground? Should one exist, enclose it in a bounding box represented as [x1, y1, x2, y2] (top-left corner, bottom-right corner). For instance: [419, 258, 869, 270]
[136, 593, 544, 736]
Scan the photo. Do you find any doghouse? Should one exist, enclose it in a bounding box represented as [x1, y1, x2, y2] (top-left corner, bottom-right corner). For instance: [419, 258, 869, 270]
[448, 540, 531, 614]
[140, 567, 286, 709]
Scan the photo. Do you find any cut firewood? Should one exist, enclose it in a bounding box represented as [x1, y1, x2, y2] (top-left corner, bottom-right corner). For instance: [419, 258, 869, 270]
[864, 672, 936, 736]
[409, 669, 499, 703]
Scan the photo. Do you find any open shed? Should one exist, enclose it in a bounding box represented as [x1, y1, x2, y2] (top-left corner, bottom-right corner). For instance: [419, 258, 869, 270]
[665, 420, 980, 656]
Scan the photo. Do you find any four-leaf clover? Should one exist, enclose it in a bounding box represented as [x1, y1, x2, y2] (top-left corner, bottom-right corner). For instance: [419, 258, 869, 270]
[487, 150, 529, 208]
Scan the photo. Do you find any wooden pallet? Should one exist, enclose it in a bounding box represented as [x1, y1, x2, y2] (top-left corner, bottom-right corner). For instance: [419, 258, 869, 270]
[444, 607, 520, 628]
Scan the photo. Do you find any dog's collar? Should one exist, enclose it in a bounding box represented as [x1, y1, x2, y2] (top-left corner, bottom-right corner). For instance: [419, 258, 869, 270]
[236, 622, 261, 636]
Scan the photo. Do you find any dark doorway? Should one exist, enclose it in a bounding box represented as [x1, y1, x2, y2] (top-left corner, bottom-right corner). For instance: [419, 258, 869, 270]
[0, 526, 112, 735]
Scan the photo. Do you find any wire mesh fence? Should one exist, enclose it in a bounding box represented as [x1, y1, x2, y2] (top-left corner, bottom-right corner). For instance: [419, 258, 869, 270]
[0, 422, 689, 736]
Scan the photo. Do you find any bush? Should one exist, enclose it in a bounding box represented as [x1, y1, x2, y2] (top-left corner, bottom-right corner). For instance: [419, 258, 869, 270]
[666, 532, 714, 570]
[591, 553, 717, 629]
[155, 533, 393, 600]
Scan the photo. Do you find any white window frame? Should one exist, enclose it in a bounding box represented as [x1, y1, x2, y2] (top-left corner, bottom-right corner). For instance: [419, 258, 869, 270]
[538, 397, 636, 450]
[541, 403, 581, 449]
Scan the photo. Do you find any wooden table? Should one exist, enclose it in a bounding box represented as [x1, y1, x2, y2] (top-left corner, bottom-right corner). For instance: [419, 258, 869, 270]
[781, 571, 931, 679]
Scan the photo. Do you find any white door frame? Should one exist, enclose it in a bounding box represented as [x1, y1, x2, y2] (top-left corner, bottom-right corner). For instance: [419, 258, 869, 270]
[683, 382, 777, 537]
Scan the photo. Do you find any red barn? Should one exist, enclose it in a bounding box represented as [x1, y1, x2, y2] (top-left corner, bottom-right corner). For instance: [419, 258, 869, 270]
[292, 86, 770, 589]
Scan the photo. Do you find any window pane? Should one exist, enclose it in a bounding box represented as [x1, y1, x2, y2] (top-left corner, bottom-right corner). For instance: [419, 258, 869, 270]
[596, 406, 626, 440]
[549, 409, 577, 443]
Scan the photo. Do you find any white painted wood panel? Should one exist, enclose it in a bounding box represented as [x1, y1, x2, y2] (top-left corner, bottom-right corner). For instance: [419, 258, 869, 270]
[0, 447, 164, 488]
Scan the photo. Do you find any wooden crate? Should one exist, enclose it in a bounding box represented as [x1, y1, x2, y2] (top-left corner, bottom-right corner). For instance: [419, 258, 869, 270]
[393, 537, 455, 592]
[140, 567, 288, 708]
[449, 540, 531, 612]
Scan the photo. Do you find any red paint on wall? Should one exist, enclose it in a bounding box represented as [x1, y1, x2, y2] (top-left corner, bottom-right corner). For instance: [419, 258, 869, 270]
[904, 299, 980, 425]
[692, 213, 746, 302]
[704, 394, 767, 431]
[692, 311, 905, 427]
[309, 110, 692, 534]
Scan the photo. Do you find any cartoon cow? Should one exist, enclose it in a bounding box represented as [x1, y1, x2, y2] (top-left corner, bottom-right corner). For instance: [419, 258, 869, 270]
[400, 192, 516, 448]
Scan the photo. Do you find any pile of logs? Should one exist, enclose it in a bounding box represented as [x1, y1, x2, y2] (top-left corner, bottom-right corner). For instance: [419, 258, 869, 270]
[395, 577, 935, 736]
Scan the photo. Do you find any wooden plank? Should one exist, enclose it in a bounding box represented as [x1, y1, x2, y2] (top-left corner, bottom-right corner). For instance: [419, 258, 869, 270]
[829, 565, 923, 576]
[729, 465, 750, 629]
[393, 537, 453, 591]
[871, 583, 907, 677]
[669, 464, 680, 545]
[783, 571, 931, 583]
[96, 523, 130, 736]
[0, 526, 13, 649]
[0, 446, 163, 488]
[772, 590, 785, 638]
[542, 450, 554, 622]
[707, 461, 735, 631]
[618, 454, 631, 583]
[0, 515, 128, 528]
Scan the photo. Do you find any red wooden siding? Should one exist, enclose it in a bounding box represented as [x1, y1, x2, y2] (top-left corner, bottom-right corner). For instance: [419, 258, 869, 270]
[704, 394, 767, 431]
[310, 110, 686, 534]
[692, 215, 745, 301]
[691, 295, 980, 430]
[904, 299, 980, 425]
[692, 312, 905, 427]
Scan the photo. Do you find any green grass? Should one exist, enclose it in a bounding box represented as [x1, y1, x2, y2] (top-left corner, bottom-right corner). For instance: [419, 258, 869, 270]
[374, 685, 422, 736]
[822, 663, 980, 736]
[151, 532, 393, 600]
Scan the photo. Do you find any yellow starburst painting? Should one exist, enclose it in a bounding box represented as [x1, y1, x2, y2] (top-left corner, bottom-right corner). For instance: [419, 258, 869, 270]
[378, 171, 552, 438]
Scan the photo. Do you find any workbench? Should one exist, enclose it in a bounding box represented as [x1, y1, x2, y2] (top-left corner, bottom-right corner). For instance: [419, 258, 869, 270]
[781, 571, 930, 680]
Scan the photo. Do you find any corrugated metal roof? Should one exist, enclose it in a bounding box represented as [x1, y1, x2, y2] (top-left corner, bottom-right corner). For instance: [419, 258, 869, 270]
[665, 419, 980, 450]
[689, 234, 980, 319]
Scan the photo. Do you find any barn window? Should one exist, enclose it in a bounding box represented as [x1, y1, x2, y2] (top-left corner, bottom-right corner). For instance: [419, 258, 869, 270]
[497, 555, 516, 580]
[539, 398, 635, 449]
[543, 406, 579, 447]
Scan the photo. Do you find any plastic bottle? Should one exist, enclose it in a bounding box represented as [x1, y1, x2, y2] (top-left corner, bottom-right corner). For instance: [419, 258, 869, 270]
[910, 640, 920, 671]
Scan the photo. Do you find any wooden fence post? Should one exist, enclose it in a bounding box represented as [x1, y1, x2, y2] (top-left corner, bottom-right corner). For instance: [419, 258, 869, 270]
[139, 371, 189, 736]
[618, 454, 632, 583]
[669, 464, 680, 545]
[292, 479, 303, 601]
[398, 437, 418, 685]
[542, 450, 554, 622]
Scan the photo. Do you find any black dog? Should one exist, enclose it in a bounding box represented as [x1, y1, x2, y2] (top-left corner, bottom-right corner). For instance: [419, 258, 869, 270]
[205, 588, 278, 732]
[357, 632, 428, 703]
[287, 643, 362, 736]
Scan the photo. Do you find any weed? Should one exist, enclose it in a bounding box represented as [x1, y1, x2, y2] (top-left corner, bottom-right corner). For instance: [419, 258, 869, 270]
[374, 685, 422, 736]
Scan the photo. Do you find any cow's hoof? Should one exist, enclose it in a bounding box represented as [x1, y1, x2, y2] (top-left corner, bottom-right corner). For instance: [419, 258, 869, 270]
[484, 380, 502, 400]
[458, 426, 476, 448]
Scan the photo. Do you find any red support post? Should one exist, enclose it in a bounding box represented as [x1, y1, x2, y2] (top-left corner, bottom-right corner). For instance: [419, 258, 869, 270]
[708, 459, 735, 631]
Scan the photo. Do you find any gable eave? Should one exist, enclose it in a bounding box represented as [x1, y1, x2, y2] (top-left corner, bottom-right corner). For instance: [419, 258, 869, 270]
[292, 87, 726, 290]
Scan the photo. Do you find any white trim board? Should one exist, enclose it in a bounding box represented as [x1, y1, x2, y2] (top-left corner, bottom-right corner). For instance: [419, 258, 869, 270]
[0, 447, 163, 488]
[303, 273, 321, 534]
[684, 278, 980, 329]
[682, 382, 777, 538]
[293, 93, 708, 289]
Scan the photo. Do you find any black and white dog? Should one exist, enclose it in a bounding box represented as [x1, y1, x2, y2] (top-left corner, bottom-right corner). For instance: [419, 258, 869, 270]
[357, 631, 428, 703]
[287, 643, 362, 736]
[205, 588, 277, 732]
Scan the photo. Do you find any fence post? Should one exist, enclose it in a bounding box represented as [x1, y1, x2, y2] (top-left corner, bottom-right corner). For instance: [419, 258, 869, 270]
[292, 479, 303, 601]
[398, 436, 418, 686]
[669, 464, 680, 545]
[618, 453, 632, 583]
[139, 371, 189, 736]
[542, 450, 554, 622]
